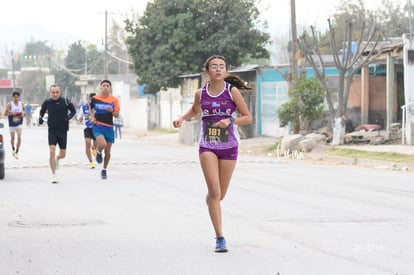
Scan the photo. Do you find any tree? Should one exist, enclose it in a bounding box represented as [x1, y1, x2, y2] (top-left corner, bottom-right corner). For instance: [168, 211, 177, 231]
[296, 0, 408, 145]
[299, 19, 386, 144]
[16, 40, 54, 104]
[297, 0, 408, 57]
[125, 0, 270, 93]
[62, 42, 104, 75]
[271, 35, 291, 64]
[52, 41, 106, 104]
[107, 19, 132, 74]
[52, 42, 84, 104]
[18, 69, 49, 104]
[277, 75, 324, 133]
[22, 39, 53, 68]
[333, 0, 408, 40]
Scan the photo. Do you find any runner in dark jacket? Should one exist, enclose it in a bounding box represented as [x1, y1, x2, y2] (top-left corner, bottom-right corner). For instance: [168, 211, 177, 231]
[39, 84, 76, 183]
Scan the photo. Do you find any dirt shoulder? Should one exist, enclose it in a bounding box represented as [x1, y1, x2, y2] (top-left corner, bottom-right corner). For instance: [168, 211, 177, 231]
[239, 137, 414, 172]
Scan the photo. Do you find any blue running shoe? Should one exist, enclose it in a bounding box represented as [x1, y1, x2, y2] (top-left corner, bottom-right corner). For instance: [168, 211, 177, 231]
[215, 237, 228, 253]
[96, 151, 103, 164]
[101, 169, 107, 179]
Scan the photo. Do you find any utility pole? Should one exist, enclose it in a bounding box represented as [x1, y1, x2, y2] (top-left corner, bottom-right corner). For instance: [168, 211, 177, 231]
[409, 0, 413, 47]
[290, 0, 298, 79]
[104, 10, 108, 79]
[84, 44, 88, 74]
[99, 10, 111, 79]
[11, 51, 16, 91]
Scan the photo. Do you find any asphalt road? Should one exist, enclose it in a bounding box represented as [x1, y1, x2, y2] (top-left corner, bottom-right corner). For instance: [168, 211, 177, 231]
[0, 125, 413, 275]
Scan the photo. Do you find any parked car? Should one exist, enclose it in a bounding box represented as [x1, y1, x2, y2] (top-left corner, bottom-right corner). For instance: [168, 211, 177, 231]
[0, 122, 5, 179]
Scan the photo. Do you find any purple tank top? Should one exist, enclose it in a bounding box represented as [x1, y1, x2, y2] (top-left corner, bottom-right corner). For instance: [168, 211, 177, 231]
[198, 81, 240, 149]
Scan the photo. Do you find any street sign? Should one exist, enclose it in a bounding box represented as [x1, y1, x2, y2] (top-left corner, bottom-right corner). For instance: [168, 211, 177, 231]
[80, 74, 94, 81]
[75, 81, 88, 86]
[45, 75, 55, 91]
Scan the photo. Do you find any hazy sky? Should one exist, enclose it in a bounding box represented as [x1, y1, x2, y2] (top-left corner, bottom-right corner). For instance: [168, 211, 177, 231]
[0, 1, 368, 44]
[0, 0, 408, 46]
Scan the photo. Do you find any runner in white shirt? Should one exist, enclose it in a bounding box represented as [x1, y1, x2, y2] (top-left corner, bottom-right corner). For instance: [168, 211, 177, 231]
[4, 91, 25, 159]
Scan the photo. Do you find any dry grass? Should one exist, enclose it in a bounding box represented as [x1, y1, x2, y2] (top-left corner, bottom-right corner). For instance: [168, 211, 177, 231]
[327, 148, 414, 163]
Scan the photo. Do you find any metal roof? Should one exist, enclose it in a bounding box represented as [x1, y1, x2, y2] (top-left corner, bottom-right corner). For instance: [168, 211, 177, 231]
[178, 73, 201, 78]
[178, 64, 260, 78]
[361, 38, 403, 56]
[229, 64, 259, 73]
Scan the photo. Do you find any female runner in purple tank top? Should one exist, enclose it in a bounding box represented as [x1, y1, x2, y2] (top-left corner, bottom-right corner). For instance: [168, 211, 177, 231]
[173, 55, 252, 253]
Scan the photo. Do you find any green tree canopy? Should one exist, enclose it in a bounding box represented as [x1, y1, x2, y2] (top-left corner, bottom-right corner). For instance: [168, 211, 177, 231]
[22, 39, 53, 69]
[18, 70, 48, 104]
[53, 42, 96, 104]
[107, 19, 132, 74]
[125, 0, 270, 93]
[277, 75, 324, 133]
[15, 40, 54, 103]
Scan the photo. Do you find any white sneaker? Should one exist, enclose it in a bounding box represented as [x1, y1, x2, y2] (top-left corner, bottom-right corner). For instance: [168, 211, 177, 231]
[51, 174, 59, 184]
[12, 150, 19, 159]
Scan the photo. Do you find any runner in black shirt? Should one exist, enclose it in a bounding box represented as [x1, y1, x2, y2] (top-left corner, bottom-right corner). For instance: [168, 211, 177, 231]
[39, 84, 76, 183]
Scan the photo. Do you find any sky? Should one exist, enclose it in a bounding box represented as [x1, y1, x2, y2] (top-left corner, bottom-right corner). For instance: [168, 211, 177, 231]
[0, 0, 149, 47]
[0, 0, 408, 50]
[0, 0, 348, 44]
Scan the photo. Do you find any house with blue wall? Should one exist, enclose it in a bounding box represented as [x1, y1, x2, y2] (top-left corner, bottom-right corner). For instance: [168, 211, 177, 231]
[256, 66, 339, 137]
[177, 60, 403, 142]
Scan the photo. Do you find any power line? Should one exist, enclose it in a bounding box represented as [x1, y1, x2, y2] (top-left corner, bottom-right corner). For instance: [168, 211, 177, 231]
[49, 56, 84, 77]
[107, 51, 133, 64]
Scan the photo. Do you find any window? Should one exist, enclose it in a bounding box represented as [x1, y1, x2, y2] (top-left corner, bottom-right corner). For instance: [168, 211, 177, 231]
[408, 50, 414, 65]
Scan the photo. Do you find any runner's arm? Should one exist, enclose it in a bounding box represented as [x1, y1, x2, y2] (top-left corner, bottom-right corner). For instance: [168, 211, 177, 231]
[76, 106, 83, 122]
[173, 90, 201, 128]
[89, 100, 96, 123]
[4, 103, 12, 116]
[67, 101, 77, 121]
[21, 103, 26, 117]
[39, 101, 47, 118]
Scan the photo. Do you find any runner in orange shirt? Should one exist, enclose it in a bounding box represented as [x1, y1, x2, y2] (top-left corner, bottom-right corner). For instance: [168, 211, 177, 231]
[89, 80, 120, 179]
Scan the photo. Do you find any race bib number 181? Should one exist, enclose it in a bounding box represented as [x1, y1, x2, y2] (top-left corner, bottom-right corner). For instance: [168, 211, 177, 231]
[204, 122, 229, 142]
